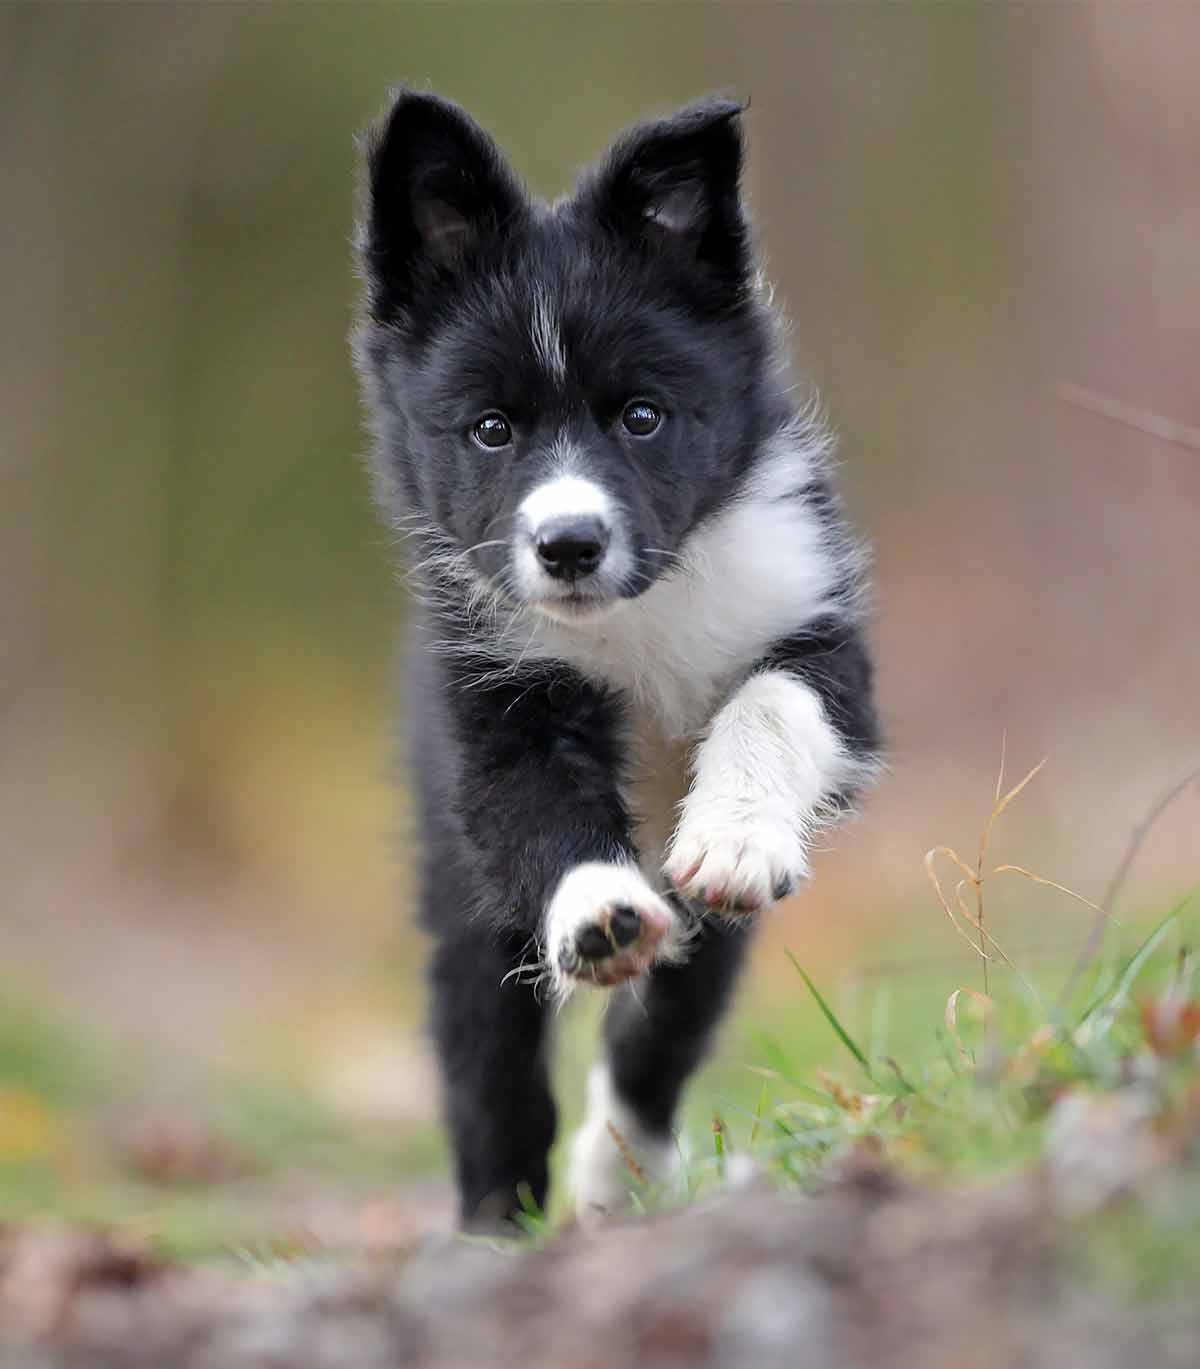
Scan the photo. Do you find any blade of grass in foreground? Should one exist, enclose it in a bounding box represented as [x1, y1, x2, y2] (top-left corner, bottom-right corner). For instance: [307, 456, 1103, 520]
[749, 1079, 769, 1150]
[785, 949, 875, 1082]
[744, 1030, 833, 1104]
[1077, 894, 1192, 1029]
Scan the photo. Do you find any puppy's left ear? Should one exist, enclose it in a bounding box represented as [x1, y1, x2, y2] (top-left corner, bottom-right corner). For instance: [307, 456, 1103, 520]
[586, 97, 750, 284]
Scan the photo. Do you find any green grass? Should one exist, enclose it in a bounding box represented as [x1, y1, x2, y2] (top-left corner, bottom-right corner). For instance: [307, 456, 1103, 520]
[595, 889, 1200, 1220]
[1, 885, 1197, 1272]
[0, 993, 443, 1261]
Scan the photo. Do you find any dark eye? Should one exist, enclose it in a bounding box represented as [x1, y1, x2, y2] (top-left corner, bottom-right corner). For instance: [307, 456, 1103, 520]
[472, 412, 512, 449]
[621, 400, 661, 437]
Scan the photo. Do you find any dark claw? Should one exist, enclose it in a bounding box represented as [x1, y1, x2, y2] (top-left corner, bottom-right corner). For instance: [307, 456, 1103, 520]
[575, 925, 612, 962]
[772, 876, 796, 901]
[609, 904, 640, 947]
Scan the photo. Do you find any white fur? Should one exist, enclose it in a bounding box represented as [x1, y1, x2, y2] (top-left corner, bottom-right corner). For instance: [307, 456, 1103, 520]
[511, 420, 844, 738]
[544, 861, 680, 999]
[530, 286, 567, 382]
[519, 474, 612, 528]
[664, 671, 865, 908]
[570, 1064, 679, 1223]
[514, 473, 633, 605]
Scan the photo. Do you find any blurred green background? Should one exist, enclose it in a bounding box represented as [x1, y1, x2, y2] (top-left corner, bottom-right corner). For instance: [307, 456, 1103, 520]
[1, 3, 1197, 1249]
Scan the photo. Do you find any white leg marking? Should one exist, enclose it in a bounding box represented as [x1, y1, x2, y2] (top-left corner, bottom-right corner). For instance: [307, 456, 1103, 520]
[569, 1064, 678, 1224]
[665, 671, 859, 913]
[544, 861, 680, 999]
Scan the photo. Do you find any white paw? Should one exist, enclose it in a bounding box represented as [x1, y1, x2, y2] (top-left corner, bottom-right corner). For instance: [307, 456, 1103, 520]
[665, 802, 809, 915]
[545, 862, 679, 997]
[569, 1065, 678, 1224]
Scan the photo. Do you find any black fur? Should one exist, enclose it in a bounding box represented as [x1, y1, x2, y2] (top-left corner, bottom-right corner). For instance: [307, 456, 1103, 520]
[604, 913, 753, 1136]
[353, 91, 880, 1226]
[412, 642, 636, 933]
[354, 92, 782, 608]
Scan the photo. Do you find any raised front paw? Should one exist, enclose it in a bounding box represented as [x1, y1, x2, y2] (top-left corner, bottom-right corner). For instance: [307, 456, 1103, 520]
[546, 863, 678, 996]
[664, 808, 809, 915]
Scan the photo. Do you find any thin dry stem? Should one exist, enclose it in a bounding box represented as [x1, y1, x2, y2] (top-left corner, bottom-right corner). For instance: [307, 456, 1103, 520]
[606, 1122, 647, 1185]
[1059, 761, 1200, 1007]
[994, 729, 1008, 805]
[1056, 381, 1200, 453]
[945, 986, 994, 1065]
[925, 748, 1055, 1009]
[977, 755, 1048, 994]
[924, 848, 996, 961]
[993, 865, 1103, 915]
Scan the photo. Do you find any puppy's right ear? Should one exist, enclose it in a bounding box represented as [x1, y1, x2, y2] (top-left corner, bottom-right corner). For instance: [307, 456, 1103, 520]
[359, 91, 525, 321]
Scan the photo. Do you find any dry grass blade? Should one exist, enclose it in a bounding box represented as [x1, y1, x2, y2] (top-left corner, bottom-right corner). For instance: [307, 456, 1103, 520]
[815, 1068, 873, 1116]
[712, 1115, 727, 1180]
[924, 847, 996, 960]
[968, 755, 1045, 991]
[925, 747, 1052, 1007]
[994, 865, 1103, 914]
[1061, 761, 1200, 1007]
[927, 844, 978, 886]
[945, 987, 994, 1065]
[988, 757, 1048, 826]
[606, 1122, 647, 1185]
[976, 755, 1048, 993]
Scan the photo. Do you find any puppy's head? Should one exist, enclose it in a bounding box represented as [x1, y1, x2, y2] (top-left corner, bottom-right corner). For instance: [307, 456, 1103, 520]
[355, 91, 781, 623]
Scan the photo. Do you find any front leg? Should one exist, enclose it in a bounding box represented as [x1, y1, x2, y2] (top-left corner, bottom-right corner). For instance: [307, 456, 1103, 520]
[447, 655, 680, 996]
[665, 625, 879, 914]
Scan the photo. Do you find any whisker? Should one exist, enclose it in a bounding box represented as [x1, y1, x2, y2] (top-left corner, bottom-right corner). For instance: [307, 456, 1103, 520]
[500, 959, 545, 987]
[460, 538, 509, 557]
[627, 976, 649, 1017]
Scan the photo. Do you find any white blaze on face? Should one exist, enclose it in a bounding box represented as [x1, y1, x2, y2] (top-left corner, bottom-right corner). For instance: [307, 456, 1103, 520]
[530, 286, 567, 383]
[519, 474, 612, 531]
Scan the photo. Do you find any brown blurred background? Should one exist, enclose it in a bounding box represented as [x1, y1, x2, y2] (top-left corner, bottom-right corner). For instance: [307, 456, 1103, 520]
[2, 3, 1197, 1209]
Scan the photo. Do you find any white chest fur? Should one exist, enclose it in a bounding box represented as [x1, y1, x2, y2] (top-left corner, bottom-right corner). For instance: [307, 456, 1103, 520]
[530, 435, 844, 877]
[522, 449, 841, 740]
[465, 424, 850, 874]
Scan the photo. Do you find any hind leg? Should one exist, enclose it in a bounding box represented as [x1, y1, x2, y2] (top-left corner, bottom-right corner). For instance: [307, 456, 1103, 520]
[429, 927, 557, 1228]
[570, 912, 753, 1220]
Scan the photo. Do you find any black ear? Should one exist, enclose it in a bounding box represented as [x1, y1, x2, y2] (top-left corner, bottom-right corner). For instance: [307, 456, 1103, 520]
[360, 90, 525, 319]
[586, 97, 750, 283]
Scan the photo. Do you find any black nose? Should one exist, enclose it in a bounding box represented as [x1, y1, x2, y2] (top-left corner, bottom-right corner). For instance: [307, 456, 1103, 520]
[534, 516, 609, 581]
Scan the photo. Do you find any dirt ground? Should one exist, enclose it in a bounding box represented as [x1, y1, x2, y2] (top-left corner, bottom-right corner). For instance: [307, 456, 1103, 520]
[2, 1149, 1195, 1369]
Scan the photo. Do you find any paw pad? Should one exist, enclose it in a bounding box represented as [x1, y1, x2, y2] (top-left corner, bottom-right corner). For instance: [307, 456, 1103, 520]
[560, 904, 643, 972]
[546, 867, 676, 993]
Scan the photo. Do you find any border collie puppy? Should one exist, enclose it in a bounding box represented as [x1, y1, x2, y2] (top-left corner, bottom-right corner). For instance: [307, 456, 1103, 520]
[353, 91, 880, 1227]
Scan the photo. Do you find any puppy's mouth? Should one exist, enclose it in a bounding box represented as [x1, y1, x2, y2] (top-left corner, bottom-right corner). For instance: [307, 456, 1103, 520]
[532, 589, 624, 624]
[522, 556, 673, 624]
